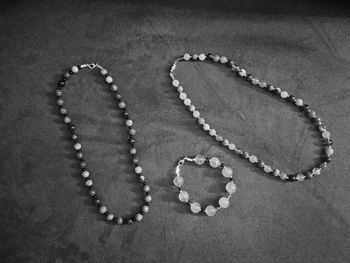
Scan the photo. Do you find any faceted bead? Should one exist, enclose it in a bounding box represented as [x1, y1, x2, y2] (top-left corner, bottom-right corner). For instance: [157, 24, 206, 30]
[228, 143, 235, 150]
[85, 180, 93, 186]
[238, 69, 247, 77]
[189, 105, 195, 112]
[209, 157, 221, 168]
[219, 197, 230, 208]
[273, 169, 280, 177]
[190, 202, 201, 213]
[173, 176, 184, 187]
[312, 168, 321, 175]
[222, 139, 229, 146]
[195, 155, 206, 165]
[325, 147, 334, 156]
[308, 111, 317, 118]
[205, 205, 217, 216]
[322, 130, 331, 139]
[82, 171, 90, 178]
[198, 118, 205, 125]
[192, 54, 198, 60]
[107, 214, 114, 221]
[184, 98, 191, 106]
[74, 143, 81, 150]
[280, 91, 289, 98]
[111, 84, 118, 91]
[118, 102, 126, 109]
[60, 108, 67, 114]
[220, 56, 228, 64]
[142, 205, 149, 213]
[105, 76, 113, 83]
[130, 148, 136, 155]
[252, 78, 259, 85]
[183, 53, 191, 60]
[125, 119, 133, 127]
[100, 68, 108, 75]
[135, 166, 142, 174]
[193, 111, 200, 118]
[213, 55, 220, 62]
[179, 92, 187, 100]
[143, 185, 150, 192]
[203, 124, 210, 131]
[178, 191, 189, 203]
[199, 54, 206, 61]
[295, 99, 303, 106]
[145, 195, 152, 202]
[64, 117, 71, 123]
[99, 206, 107, 214]
[57, 99, 64, 105]
[296, 174, 305, 181]
[259, 81, 267, 88]
[71, 66, 79, 73]
[279, 172, 288, 180]
[135, 213, 143, 221]
[225, 182, 237, 194]
[209, 129, 216, 136]
[222, 166, 233, 178]
[172, 79, 180, 87]
[263, 165, 272, 173]
[177, 86, 183, 92]
[249, 155, 258, 163]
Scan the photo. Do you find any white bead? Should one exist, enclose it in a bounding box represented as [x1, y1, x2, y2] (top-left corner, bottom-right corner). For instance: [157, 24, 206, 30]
[74, 143, 81, 150]
[117, 217, 123, 224]
[99, 206, 107, 214]
[173, 176, 184, 187]
[57, 99, 64, 105]
[143, 185, 150, 192]
[107, 214, 114, 221]
[64, 117, 71, 123]
[189, 105, 195, 112]
[280, 91, 289, 98]
[249, 155, 258, 163]
[125, 119, 133, 127]
[139, 175, 145, 182]
[135, 166, 142, 174]
[118, 102, 126, 109]
[205, 205, 216, 216]
[209, 129, 216, 136]
[56, 90, 62, 96]
[238, 69, 247, 77]
[179, 92, 187, 100]
[263, 165, 272, 173]
[213, 55, 220, 62]
[209, 157, 221, 168]
[183, 53, 191, 60]
[219, 197, 230, 208]
[312, 168, 321, 175]
[192, 54, 198, 60]
[295, 99, 303, 106]
[60, 108, 67, 114]
[220, 56, 228, 64]
[172, 79, 180, 87]
[190, 202, 201, 213]
[184, 98, 191, 106]
[222, 139, 229, 146]
[85, 180, 93, 186]
[259, 81, 267, 88]
[215, 136, 223, 142]
[198, 118, 205, 125]
[322, 130, 330, 139]
[145, 195, 152, 202]
[142, 205, 149, 213]
[228, 143, 235, 150]
[111, 84, 118, 91]
[279, 172, 288, 180]
[296, 174, 305, 181]
[105, 76, 113, 83]
[177, 86, 183, 93]
[222, 166, 233, 178]
[135, 213, 143, 221]
[225, 182, 237, 194]
[252, 78, 259, 85]
[195, 155, 206, 165]
[82, 171, 89, 178]
[203, 124, 210, 131]
[193, 111, 200, 118]
[178, 191, 189, 202]
[273, 169, 280, 177]
[130, 148, 136, 154]
[71, 66, 79, 73]
[100, 68, 108, 75]
[325, 147, 334, 156]
[199, 54, 206, 61]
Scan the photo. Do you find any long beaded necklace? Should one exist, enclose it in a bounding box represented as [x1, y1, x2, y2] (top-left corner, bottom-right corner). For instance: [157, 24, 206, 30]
[56, 63, 151, 225]
[169, 53, 334, 182]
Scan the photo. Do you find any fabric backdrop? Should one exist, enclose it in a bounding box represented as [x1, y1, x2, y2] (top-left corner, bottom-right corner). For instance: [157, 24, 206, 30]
[1, 1, 349, 262]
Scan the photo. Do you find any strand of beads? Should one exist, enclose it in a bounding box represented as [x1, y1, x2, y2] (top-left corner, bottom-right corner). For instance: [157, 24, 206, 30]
[169, 53, 334, 182]
[174, 155, 237, 216]
[56, 63, 151, 225]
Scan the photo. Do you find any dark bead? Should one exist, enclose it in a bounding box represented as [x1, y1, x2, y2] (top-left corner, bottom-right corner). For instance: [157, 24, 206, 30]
[242, 152, 249, 159]
[69, 70, 74, 75]
[129, 138, 135, 144]
[267, 84, 274, 91]
[145, 202, 150, 206]
[288, 95, 296, 102]
[274, 88, 281, 95]
[97, 203, 102, 208]
[305, 172, 313, 179]
[145, 192, 150, 195]
[140, 211, 145, 215]
[142, 182, 147, 186]
[57, 81, 65, 87]
[323, 156, 331, 163]
[303, 104, 310, 111]
[257, 161, 265, 168]
[94, 199, 101, 205]
[80, 162, 87, 168]
[104, 211, 109, 216]
[88, 185, 93, 190]
[220, 163, 225, 167]
[246, 74, 253, 81]
[229, 177, 234, 181]
[327, 139, 333, 146]
[64, 72, 71, 79]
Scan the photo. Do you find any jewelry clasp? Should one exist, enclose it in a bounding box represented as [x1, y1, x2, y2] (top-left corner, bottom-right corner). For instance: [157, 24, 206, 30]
[80, 63, 102, 69]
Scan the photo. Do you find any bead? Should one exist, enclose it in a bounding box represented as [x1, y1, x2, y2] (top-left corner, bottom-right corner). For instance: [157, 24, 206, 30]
[222, 166, 233, 178]
[129, 128, 136, 135]
[177, 86, 183, 92]
[267, 85, 274, 91]
[184, 98, 191, 106]
[64, 117, 71, 123]
[225, 182, 237, 193]
[117, 217, 123, 225]
[238, 69, 247, 77]
[312, 168, 321, 175]
[199, 54, 206, 61]
[118, 102, 126, 109]
[76, 152, 83, 159]
[320, 162, 327, 169]
[325, 147, 334, 156]
[56, 90, 63, 96]
[135, 213, 143, 221]
[248, 155, 258, 163]
[125, 119, 133, 127]
[193, 111, 200, 118]
[308, 111, 316, 119]
[85, 180, 93, 186]
[263, 165, 272, 173]
[179, 92, 187, 100]
[139, 175, 145, 181]
[135, 166, 142, 174]
[215, 136, 223, 142]
[306, 172, 313, 179]
[64, 72, 71, 79]
[99, 206, 107, 214]
[172, 79, 180, 87]
[82, 171, 90, 178]
[279, 172, 288, 180]
[220, 56, 228, 64]
[259, 81, 267, 88]
[74, 143, 81, 150]
[195, 155, 206, 165]
[178, 191, 189, 202]
[57, 99, 64, 105]
[296, 174, 305, 181]
[105, 76, 113, 83]
[192, 54, 198, 60]
[204, 205, 216, 216]
[203, 124, 210, 131]
[190, 202, 201, 213]
[189, 105, 195, 112]
[228, 143, 235, 150]
[144, 195, 152, 202]
[143, 185, 150, 192]
[142, 205, 149, 213]
[322, 130, 331, 139]
[107, 214, 114, 221]
[173, 176, 184, 187]
[130, 148, 136, 155]
[252, 78, 259, 85]
[71, 66, 79, 73]
[209, 157, 221, 168]
[219, 197, 230, 208]
[213, 55, 220, 62]
[280, 91, 289, 98]
[222, 139, 229, 146]
[89, 189, 96, 196]
[100, 68, 108, 75]
[60, 108, 67, 114]
[209, 129, 216, 136]
[273, 169, 280, 177]
[183, 53, 191, 60]
[198, 118, 205, 125]
[295, 99, 303, 106]
[111, 84, 118, 91]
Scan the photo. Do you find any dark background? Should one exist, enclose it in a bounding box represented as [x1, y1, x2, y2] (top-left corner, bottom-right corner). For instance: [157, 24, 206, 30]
[1, 1, 350, 262]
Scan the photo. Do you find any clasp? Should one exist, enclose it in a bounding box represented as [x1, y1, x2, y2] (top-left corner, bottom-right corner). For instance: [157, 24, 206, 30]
[80, 63, 102, 69]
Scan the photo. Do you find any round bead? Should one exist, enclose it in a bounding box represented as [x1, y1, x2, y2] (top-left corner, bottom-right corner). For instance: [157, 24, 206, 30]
[279, 172, 288, 180]
[225, 182, 237, 194]
[198, 118, 205, 125]
[308, 111, 317, 118]
[172, 79, 180, 87]
[99, 206, 107, 214]
[178, 191, 189, 203]
[325, 147, 334, 156]
[220, 56, 228, 64]
[273, 169, 280, 177]
[179, 92, 187, 100]
[129, 128, 136, 135]
[71, 66, 79, 73]
[173, 176, 184, 187]
[296, 174, 305, 181]
[118, 102, 126, 109]
[209, 129, 216, 136]
[209, 157, 221, 168]
[74, 143, 81, 150]
[295, 99, 303, 106]
[203, 124, 210, 131]
[183, 53, 191, 60]
[222, 139, 229, 146]
[252, 78, 259, 85]
[60, 108, 67, 114]
[190, 202, 201, 213]
[322, 130, 331, 139]
[280, 91, 289, 98]
[85, 180, 93, 186]
[263, 165, 272, 173]
[117, 217, 123, 225]
[193, 111, 200, 118]
[111, 84, 118, 91]
[100, 68, 108, 75]
[130, 148, 136, 155]
[135, 166, 142, 174]
[184, 98, 191, 106]
[82, 171, 89, 178]
[213, 55, 220, 62]
[228, 143, 235, 150]
[144, 195, 152, 202]
[219, 197, 230, 208]
[135, 213, 143, 221]
[107, 214, 114, 221]
[205, 205, 216, 216]
[142, 205, 149, 213]
[57, 99, 64, 105]
[143, 185, 150, 192]
[177, 86, 183, 92]
[189, 105, 195, 112]
[105, 76, 113, 83]
[222, 166, 233, 178]
[238, 69, 247, 77]
[249, 155, 258, 163]
[192, 54, 198, 60]
[199, 54, 206, 61]
[64, 117, 71, 123]
[125, 119, 133, 127]
[194, 155, 206, 165]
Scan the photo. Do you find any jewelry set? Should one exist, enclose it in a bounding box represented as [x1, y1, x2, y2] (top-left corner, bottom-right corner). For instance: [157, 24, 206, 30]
[55, 53, 334, 225]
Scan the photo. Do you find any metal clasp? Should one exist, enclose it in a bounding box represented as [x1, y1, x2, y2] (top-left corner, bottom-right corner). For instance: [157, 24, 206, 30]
[80, 63, 102, 69]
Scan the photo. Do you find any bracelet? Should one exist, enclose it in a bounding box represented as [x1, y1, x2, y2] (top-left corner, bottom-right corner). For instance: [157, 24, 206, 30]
[169, 53, 334, 182]
[55, 63, 151, 225]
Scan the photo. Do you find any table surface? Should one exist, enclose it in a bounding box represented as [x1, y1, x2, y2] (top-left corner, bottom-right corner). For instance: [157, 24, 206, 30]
[1, 1, 350, 262]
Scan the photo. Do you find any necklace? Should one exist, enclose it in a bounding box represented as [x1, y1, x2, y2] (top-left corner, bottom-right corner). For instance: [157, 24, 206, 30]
[56, 63, 151, 225]
[169, 53, 333, 182]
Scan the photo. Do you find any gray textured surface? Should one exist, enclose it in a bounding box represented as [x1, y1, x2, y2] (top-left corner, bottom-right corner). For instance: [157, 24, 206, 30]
[1, 1, 350, 262]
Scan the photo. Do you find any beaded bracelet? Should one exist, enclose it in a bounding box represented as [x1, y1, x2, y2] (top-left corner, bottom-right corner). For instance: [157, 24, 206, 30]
[174, 155, 237, 216]
[169, 53, 334, 182]
[56, 63, 151, 225]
